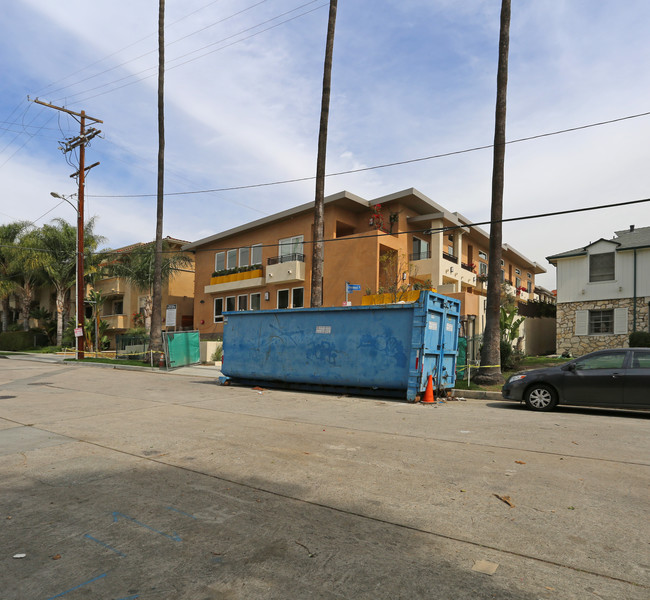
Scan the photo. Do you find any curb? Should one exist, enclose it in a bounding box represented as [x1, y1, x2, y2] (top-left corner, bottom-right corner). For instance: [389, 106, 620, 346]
[451, 389, 503, 400]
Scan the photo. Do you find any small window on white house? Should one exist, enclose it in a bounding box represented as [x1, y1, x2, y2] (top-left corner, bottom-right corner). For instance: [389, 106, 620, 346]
[589, 310, 614, 334]
[576, 308, 627, 335]
[589, 252, 615, 282]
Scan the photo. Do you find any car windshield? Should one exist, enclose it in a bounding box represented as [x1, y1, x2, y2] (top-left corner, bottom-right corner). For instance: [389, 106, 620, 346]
[574, 353, 625, 370]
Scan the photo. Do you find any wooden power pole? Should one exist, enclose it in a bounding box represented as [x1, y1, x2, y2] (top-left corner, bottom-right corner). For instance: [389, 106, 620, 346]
[33, 99, 102, 359]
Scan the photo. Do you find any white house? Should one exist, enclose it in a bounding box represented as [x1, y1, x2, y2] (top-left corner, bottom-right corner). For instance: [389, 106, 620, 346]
[547, 225, 650, 355]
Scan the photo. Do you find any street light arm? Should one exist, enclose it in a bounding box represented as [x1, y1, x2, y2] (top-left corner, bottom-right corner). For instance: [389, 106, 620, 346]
[50, 191, 78, 213]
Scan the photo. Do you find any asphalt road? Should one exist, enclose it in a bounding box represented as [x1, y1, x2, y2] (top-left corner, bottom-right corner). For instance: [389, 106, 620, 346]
[1, 358, 648, 599]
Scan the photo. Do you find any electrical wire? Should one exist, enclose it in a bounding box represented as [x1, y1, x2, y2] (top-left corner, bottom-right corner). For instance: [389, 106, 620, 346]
[87, 109, 650, 199]
[5, 196, 650, 257]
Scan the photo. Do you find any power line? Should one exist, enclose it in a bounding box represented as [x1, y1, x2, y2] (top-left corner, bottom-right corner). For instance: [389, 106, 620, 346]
[88, 109, 650, 199]
[57, 2, 327, 107]
[6, 195, 647, 257]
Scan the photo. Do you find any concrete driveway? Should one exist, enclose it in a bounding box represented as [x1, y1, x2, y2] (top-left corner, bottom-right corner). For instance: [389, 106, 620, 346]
[1, 357, 648, 599]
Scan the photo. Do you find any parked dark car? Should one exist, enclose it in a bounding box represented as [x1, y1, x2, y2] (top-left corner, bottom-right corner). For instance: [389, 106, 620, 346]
[501, 348, 650, 411]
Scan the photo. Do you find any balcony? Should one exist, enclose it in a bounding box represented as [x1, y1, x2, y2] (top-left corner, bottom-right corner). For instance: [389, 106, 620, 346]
[266, 255, 305, 284]
[102, 314, 129, 330]
[461, 262, 475, 273]
[93, 277, 124, 296]
[205, 269, 264, 294]
[409, 250, 431, 261]
[442, 251, 458, 264]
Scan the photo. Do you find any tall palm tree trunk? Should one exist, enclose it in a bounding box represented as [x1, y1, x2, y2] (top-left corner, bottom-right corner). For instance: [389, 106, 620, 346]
[474, 0, 510, 385]
[310, 0, 338, 308]
[150, 0, 165, 354]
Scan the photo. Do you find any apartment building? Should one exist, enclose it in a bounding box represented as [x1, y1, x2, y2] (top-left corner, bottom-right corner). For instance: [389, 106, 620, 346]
[184, 188, 545, 337]
[92, 237, 195, 346]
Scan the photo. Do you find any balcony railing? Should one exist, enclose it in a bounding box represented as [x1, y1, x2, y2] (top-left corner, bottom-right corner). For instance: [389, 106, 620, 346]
[267, 253, 305, 265]
[409, 250, 431, 261]
[442, 252, 458, 264]
[461, 262, 475, 272]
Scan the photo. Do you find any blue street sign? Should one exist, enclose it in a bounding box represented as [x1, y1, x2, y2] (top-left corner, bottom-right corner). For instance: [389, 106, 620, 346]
[347, 283, 361, 292]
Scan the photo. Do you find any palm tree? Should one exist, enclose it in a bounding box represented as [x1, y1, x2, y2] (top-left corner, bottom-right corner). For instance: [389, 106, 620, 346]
[474, 0, 511, 385]
[37, 217, 104, 346]
[150, 0, 166, 352]
[12, 227, 47, 331]
[106, 241, 191, 331]
[0, 222, 27, 332]
[310, 0, 338, 308]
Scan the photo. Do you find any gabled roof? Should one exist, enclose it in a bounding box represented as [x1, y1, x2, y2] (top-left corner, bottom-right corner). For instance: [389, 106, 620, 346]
[546, 225, 650, 264]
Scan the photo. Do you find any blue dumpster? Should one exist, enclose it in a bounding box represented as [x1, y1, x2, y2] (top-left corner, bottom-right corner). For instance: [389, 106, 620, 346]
[221, 291, 461, 401]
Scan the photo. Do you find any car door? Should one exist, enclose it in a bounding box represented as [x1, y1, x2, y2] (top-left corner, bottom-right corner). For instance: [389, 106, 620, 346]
[559, 351, 626, 405]
[623, 349, 650, 407]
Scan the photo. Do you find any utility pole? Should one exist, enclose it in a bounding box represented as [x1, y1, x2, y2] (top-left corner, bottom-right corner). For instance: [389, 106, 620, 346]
[33, 99, 102, 359]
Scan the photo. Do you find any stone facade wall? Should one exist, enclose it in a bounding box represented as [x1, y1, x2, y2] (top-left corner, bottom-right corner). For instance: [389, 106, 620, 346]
[556, 297, 650, 356]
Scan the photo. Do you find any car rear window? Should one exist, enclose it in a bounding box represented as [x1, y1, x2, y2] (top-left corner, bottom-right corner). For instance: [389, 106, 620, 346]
[575, 353, 626, 370]
[631, 351, 650, 368]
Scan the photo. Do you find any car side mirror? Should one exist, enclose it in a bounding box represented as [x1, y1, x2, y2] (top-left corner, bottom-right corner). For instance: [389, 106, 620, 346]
[566, 363, 576, 372]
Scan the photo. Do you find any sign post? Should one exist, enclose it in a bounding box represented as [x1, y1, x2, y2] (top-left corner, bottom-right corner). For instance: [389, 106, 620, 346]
[344, 282, 361, 306]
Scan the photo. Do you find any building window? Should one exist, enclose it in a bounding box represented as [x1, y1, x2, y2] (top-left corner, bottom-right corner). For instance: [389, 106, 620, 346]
[279, 235, 304, 259]
[527, 281, 532, 294]
[239, 247, 249, 267]
[138, 296, 148, 315]
[251, 244, 262, 265]
[412, 237, 430, 260]
[500, 269, 505, 282]
[515, 268, 521, 275]
[238, 294, 248, 311]
[479, 262, 488, 276]
[226, 249, 237, 270]
[527, 272, 532, 279]
[215, 251, 225, 272]
[214, 298, 224, 323]
[113, 300, 123, 315]
[225, 296, 236, 312]
[278, 289, 290, 309]
[589, 252, 615, 282]
[589, 310, 614, 334]
[292, 287, 304, 308]
[478, 251, 488, 261]
[515, 277, 521, 288]
[500, 259, 504, 266]
[250, 293, 261, 311]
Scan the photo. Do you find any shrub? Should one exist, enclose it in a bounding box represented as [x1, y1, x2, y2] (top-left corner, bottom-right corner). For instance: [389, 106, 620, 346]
[629, 331, 650, 347]
[0, 331, 49, 351]
[211, 346, 223, 362]
[500, 340, 523, 371]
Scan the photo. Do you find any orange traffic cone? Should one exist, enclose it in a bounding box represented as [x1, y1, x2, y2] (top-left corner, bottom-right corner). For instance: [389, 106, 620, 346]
[421, 375, 435, 403]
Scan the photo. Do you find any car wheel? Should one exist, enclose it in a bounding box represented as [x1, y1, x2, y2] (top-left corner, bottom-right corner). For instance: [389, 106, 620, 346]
[524, 384, 558, 411]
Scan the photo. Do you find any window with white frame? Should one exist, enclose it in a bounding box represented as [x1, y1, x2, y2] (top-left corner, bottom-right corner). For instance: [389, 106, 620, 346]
[589, 252, 615, 282]
[292, 287, 304, 308]
[515, 268, 521, 275]
[279, 235, 304, 260]
[250, 293, 261, 311]
[225, 296, 236, 312]
[479, 262, 488, 276]
[214, 298, 224, 322]
[251, 244, 262, 266]
[527, 272, 532, 279]
[478, 250, 488, 261]
[215, 251, 225, 272]
[589, 310, 614, 334]
[527, 281, 532, 294]
[576, 308, 627, 336]
[516, 277, 521, 288]
[238, 294, 248, 311]
[226, 249, 237, 270]
[239, 247, 249, 268]
[278, 289, 290, 309]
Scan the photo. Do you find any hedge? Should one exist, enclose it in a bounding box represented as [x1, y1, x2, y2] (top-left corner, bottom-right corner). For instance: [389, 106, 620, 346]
[0, 331, 49, 351]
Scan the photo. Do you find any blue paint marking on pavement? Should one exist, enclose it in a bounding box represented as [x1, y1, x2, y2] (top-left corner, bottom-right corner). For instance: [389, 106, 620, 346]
[166, 506, 197, 519]
[45, 573, 107, 599]
[112, 511, 182, 542]
[115, 596, 140, 599]
[83, 534, 127, 557]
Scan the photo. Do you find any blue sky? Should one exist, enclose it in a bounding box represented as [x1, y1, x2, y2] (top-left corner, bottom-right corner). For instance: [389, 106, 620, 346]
[1, 0, 650, 289]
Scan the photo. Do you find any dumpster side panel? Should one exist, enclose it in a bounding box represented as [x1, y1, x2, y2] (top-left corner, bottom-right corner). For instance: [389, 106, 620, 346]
[222, 305, 414, 390]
